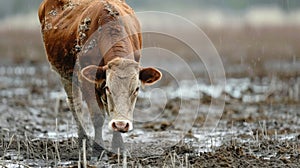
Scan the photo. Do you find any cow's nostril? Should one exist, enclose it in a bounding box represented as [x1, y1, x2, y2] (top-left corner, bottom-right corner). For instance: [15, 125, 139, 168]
[112, 122, 118, 130]
[110, 120, 132, 133]
[125, 123, 129, 130]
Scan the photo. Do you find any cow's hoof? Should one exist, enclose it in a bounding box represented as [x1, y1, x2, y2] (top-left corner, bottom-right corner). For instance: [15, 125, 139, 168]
[92, 142, 114, 158]
[92, 142, 104, 155]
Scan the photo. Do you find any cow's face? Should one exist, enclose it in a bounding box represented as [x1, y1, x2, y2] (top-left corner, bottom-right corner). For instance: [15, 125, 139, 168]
[81, 58, 161, 133]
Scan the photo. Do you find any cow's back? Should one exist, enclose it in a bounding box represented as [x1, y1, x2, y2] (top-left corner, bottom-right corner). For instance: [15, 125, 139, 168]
[38, 0, 141, 80]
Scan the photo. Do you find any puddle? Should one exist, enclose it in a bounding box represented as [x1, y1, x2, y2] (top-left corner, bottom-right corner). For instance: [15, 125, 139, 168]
[190, 128, 238, 153]
[0, 65, 299, 167]
[139, 76, 300, 104]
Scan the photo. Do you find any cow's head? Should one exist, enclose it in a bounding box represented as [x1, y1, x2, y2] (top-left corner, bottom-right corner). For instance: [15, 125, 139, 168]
[81, 58, 161, 133]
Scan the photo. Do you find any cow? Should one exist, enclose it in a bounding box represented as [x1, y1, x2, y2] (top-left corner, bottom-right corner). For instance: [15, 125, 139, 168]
[38, 0, 162, 153]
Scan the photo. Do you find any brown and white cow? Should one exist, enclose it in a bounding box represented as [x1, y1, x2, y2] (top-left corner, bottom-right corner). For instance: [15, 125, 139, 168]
[38, 0, 161, 152]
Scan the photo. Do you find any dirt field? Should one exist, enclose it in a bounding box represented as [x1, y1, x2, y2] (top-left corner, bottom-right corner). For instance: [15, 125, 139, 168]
[0, 24, 299, 167]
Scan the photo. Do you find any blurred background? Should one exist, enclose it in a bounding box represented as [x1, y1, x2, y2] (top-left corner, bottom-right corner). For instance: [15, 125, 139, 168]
[0, 1, 299, 166]
[0, 0, 299, 77]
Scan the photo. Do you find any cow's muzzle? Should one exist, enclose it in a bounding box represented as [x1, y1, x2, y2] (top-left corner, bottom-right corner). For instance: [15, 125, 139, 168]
[109, 120, 133, 133]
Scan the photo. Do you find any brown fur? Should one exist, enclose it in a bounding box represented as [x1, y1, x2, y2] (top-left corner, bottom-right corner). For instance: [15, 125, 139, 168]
[38, 0, 161, 153]
[38, 0, 142, 80]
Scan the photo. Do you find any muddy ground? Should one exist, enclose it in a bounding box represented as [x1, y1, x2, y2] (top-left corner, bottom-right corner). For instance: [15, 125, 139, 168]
[0, 64, 299, 168]
[0, 25, 300, 167]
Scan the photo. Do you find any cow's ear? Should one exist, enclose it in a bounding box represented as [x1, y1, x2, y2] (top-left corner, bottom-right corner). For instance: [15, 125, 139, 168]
[81, 65, 107, 83]
[139, 67, 162, 85]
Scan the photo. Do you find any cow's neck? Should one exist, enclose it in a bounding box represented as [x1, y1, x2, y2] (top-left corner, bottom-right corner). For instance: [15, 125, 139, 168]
[98, 1, 137, 65]
[102, 37, 135, 65]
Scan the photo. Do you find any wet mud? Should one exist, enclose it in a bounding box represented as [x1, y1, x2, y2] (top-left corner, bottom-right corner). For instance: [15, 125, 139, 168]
[0, 62, 299, 167]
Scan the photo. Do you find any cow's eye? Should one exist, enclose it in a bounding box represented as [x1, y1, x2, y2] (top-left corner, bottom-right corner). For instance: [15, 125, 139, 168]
[134, 87, 139, 96]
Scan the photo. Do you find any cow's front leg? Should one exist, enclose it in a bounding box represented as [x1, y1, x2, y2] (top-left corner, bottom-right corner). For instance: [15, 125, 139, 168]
[61, 78, 88, 146]
[92, 111, 105, 148]
[112, 131, 124, 153]
[85, 100, 105, 155]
